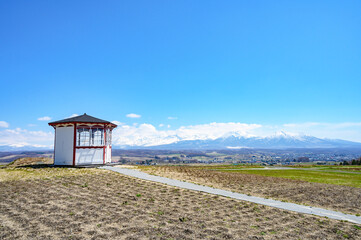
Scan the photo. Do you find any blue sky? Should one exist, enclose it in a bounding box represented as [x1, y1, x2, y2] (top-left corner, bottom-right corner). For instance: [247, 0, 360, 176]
[1, 0, 361, 147]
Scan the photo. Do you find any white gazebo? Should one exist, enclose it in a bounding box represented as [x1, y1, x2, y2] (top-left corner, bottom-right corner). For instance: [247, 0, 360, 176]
[49, 113, 117, 166]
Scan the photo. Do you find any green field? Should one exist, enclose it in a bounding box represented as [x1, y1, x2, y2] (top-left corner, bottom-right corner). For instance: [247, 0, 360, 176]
[218, 168, 361, 188]
[287, 165, 361, 172]
[190, 164, 264, 169]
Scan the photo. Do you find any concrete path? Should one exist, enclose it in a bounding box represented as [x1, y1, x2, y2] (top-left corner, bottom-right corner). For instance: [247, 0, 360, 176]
[100, 166, 361, 224]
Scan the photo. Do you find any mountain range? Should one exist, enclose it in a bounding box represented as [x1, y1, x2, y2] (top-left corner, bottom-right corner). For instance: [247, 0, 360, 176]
[125, 132, 361, 150]
[1, 132, 361, 151]
[0, 145, 52, 152]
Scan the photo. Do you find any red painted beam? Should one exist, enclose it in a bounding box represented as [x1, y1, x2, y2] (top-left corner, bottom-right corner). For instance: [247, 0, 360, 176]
[73, 123, 77, 166]
[103, 124, 106, 164]
[53, 128, 56, 164]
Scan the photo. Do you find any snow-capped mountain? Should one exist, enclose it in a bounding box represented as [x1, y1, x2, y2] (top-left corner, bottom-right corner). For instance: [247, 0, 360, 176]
[1, 132, 361, 151]
[135, 132, 361, 150]
[0, 145, 52, 152]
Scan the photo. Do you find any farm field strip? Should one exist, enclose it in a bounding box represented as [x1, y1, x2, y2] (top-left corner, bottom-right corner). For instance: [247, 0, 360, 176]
[288, 165, 361, 171]
[206, 166, 361, 175]
[217, 169, 361, 187]
[137, 165, 361, 216]
[102, 166, 361, 224]
[220, 167, 361, 175]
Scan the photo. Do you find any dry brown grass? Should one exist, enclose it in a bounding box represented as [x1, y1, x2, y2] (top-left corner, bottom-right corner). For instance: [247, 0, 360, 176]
[0, 158, 98, 182]
[138, 166, 361, 216]
[5, 157, 53, 168]
[0, 161, 360, 239]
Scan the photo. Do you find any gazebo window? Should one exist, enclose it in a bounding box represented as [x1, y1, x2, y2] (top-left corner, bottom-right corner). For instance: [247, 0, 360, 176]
[76, 127, 104, 146]
[77, 128, 91, 146]
[92, 128, 104, 146]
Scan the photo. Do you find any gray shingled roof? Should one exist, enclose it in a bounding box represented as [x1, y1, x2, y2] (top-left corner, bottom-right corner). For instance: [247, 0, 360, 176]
[49, 113, 116, 125]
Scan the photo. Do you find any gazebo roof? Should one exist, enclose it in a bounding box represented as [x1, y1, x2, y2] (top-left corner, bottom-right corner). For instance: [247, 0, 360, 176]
[49, 113, 117, 128]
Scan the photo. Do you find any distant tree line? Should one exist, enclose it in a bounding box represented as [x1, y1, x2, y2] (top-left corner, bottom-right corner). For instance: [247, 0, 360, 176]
[340, 157, 361, 165]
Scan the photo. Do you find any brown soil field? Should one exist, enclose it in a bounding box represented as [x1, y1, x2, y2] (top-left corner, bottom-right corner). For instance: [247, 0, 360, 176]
[0, 162, 360, 239]
[138, 166, 361, 216]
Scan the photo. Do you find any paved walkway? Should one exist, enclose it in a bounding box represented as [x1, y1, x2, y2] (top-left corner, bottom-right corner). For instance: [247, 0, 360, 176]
[99, 166, 361, 224]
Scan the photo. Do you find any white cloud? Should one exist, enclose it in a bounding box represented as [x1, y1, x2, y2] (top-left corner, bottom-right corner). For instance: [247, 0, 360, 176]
[111, 121, 123, 126]
[283, 122, 320, 128]
[0, 121, 9, 128]
[174, 122, 261, 140]
[167, 116, 177, 120]
[112, 122, 262, 147]
[278, 122, 361, 142]
[113, 123, 177, 146]
[1, 121, 360, 149]
[0, 127, 53, 148]
[67, 114, 79, 118]
[283, 122, 361, 129]
[126, 113, 141, 118]
[111, 121, 361, 146]
[27, 124, 37, 127]
[38, 116, 52, 121]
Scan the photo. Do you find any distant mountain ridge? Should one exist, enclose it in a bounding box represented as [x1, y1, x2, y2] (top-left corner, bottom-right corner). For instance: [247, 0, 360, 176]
[128, 132, 361, 150]
[0, 145, 52, 152]
[1, 132, 361, 151]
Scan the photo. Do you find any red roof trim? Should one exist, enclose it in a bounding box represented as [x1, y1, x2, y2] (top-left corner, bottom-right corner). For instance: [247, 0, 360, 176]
[49, 121, 117, 128]
[75, 146, 105, 149]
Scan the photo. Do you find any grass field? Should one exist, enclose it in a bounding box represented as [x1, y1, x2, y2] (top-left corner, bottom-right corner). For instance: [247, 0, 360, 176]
[330, 166, 361, 172]
[1, 158, 361, 239]
[139, 165, 361, 216]
[185, 164, 264, 170]
[219, 169, 361, 188]
[287, 165, 361, 172]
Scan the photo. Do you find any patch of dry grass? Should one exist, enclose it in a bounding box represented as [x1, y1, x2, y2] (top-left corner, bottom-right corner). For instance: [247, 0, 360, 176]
[138, 166, 361, 216]
[0, 158, 97, 182]
[5, 157, 53, 167]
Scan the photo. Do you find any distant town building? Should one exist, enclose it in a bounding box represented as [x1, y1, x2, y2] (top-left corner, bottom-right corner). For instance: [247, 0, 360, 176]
[49, 114, 117, 166]
[297, 157, 310, 162]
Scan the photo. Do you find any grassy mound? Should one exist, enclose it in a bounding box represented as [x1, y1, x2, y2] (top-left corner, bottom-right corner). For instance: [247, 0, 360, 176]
[5, 157, 54, 168]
